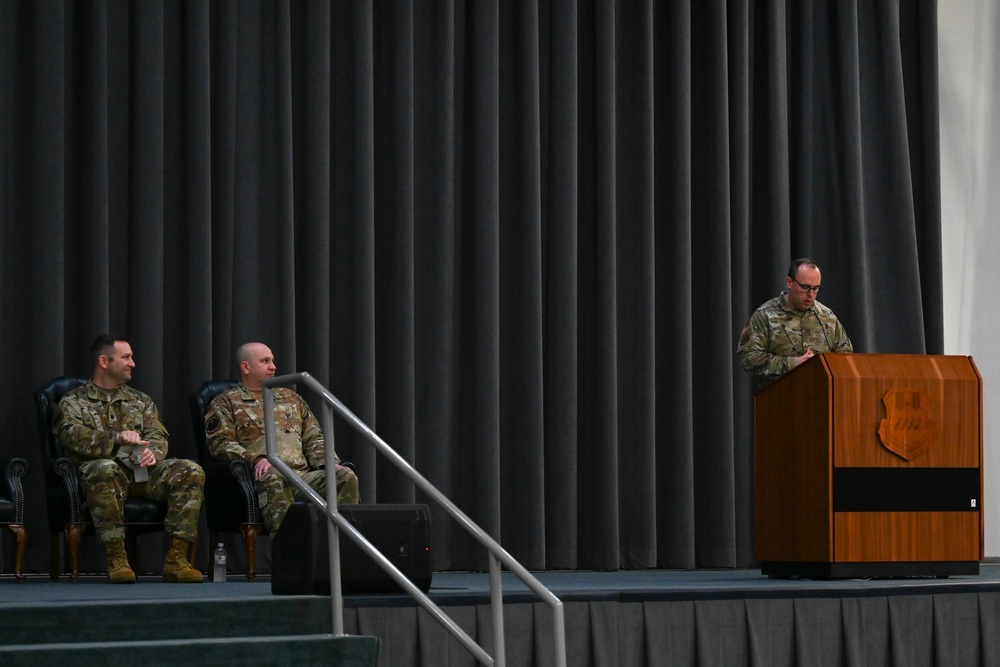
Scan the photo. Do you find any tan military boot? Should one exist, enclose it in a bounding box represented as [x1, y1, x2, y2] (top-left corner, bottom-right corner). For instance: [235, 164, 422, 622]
[162, 536, 204, 583]
[104, 541, 137, 584]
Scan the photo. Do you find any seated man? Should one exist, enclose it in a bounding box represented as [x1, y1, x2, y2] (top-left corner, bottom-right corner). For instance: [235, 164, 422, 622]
[53, 334, 205, 584]
[204, 342, 360, 535]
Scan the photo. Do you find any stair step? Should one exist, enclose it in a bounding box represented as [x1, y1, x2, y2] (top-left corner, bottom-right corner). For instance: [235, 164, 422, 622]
[0, 596, 333, 645]
[0, 634, 380, 666]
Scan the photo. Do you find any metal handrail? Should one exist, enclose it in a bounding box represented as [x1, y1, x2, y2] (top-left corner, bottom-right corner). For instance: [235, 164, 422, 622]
[263, 372, 567, 667]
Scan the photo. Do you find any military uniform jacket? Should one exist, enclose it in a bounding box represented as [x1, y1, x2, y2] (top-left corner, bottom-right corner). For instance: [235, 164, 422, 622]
[738, 292, 853, 386]
[204, 384, 331, 472]
[53, 380, 169, 464]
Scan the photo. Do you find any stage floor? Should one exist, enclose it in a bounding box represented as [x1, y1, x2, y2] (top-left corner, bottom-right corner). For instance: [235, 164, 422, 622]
[6, 562, 1000, 607]
[7, 565, 1000, 666]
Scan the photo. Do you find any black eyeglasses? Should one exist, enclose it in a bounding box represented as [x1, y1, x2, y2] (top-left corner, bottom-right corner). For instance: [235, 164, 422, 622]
[792, 279, 821, 294]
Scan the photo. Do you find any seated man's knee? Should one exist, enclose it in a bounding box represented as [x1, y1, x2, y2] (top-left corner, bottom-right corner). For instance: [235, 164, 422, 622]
[336, 468, 360, 504]
[257, 472, 293, 500]
[81, 458, 127, 483]
[159, 458, 205, 488]
[183, 460, 205, 484]
[259, 469, 286, 486]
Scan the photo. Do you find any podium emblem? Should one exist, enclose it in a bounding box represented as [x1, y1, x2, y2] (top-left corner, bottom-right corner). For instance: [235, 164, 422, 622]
[878, 390, 934, 460]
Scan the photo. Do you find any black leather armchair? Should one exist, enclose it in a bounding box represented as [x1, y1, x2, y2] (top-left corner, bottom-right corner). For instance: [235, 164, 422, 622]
[34, 376, 174, 581]
[0, 456, 28, 582]
[188, 380, 264, 581]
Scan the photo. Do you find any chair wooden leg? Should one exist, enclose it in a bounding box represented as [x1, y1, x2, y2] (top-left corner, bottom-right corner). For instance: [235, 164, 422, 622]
[65, 523, 86, 583]
[50, 531, 61, 580]
[7, 525, 26, 583]
[241, 523, 262, 582]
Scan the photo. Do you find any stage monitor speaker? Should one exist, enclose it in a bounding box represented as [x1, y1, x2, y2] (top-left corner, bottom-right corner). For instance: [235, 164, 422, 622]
[272, 503, 432, 595]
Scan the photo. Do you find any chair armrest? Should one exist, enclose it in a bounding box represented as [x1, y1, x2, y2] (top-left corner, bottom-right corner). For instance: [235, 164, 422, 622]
[0, 458, 27, 514]
[0, 456, 26, 491]
[49, 456, 81, 485]
[202, 458, 262, 528]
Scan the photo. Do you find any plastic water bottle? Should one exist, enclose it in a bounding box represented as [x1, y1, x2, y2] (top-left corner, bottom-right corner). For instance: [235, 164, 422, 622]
[213, 542, 227, 583]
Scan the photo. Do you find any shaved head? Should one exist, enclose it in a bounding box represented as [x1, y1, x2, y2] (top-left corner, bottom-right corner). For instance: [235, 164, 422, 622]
[237, 342, 276, 390]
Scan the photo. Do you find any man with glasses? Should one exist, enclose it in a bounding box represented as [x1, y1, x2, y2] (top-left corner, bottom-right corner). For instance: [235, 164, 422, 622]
[738, 257, 853, 386]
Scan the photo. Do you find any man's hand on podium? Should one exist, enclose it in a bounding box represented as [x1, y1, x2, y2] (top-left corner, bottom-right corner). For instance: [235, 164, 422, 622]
[796, 349, 816, 365]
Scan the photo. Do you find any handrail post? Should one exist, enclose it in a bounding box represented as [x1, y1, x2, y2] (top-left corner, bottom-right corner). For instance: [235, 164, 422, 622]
[489, 554, 506, 667]
[323, 402, 345, 636]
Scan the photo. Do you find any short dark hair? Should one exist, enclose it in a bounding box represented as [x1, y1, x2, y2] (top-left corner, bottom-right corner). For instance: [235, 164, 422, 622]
[90, 334, 128, 367]
[787, 258, 819, 280]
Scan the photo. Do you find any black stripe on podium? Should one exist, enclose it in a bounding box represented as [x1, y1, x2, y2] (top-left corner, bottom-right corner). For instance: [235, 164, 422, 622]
[833, 467, 980, 512]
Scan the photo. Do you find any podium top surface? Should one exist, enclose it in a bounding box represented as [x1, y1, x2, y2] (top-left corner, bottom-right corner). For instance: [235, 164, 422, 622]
[817, 353, 980, 383]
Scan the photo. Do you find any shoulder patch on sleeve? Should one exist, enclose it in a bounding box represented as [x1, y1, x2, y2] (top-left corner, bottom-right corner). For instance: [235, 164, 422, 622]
[206, 415, 222, 433]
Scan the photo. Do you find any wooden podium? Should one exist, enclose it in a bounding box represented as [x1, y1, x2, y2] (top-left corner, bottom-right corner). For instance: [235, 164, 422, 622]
[754, 353, 983, 577]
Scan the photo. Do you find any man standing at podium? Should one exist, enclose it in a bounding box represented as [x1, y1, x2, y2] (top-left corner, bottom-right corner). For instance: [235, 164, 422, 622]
[738, 258, 853, 386]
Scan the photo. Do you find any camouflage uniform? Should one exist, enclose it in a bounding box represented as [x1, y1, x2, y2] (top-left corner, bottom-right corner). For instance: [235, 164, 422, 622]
[204, 384, 360, 534]
[52, 381, 204, 544]
[738, 292, 853, 387]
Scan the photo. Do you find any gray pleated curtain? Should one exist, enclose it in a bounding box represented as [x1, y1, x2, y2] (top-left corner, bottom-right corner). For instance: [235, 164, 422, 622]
[0, 0, 941, 574]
